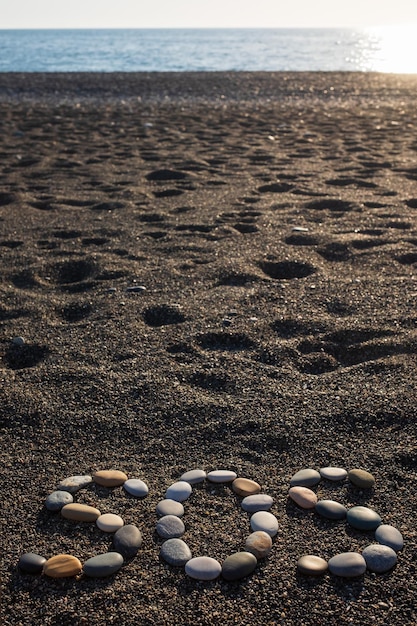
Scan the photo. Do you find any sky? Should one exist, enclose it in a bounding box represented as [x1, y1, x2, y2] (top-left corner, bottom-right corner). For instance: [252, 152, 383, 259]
[1, 0, 417, 29]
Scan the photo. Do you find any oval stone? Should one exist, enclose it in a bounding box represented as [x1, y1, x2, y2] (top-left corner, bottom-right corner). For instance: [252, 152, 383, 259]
[113, 524, 143, 558]
[93, 470, 128, 487]
[362, 544, 397, 573]
[185, 556, 222, 581]
[156, 515, 185, 539]
[290, 469, 321, 487]
[160, 538, 192, 566]
[250, 511, 278, 537]
[83, 552, 124, 578]
[222, 552, 257, 581]
[96, 513, 124, 532]
[245, 531, 272, 559]
[315, 500, 347, 520]
[165, 481, 192, 502]
[45, 490, 74, 512]
[57, 475, 93, 494]
[319, 467, 348, 482]
[43, 555, 82, 578]
[180, 469, 207, 484]
[207, 470, 237, 483]
[348, 469, 375, 489]
[347, 506, 381, 531]
[156, 499, 184, 518]
[328, 552, 366, 578]
[241, 494, 274, 513]
[18, 552, 46, 574]
[375, 524, 404, 551]
[288, 486, 317, 509]
[232, 478, 261, 497]
[61, 503, 101, 522]
[123, 479, 149, 498]
[297, 555, 328, 576]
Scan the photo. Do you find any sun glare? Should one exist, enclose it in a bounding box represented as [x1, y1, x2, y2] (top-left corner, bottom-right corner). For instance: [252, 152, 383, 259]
[364, 24, 417, 73]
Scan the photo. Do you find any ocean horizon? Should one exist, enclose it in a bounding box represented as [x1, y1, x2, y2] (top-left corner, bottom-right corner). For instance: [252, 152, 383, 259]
[1, 27, 416, 73]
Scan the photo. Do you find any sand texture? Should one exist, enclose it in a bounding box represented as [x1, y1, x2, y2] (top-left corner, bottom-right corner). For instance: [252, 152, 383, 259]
[1, 72, 417, 625]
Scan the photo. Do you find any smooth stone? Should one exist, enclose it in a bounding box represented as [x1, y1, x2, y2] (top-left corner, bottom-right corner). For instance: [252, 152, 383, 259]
[315, 499, 347, 520]
[347, 506, 381, 531]
[43, 555, 82, 578]
[156, 499, 184, 518]
[165, 481, 192, 502]
[362, 544, 398, 573]
[297, 555, 328, 576]
[180, 469, 207, 484]
[156, 515, 185, 539]
[18, 552, 46, 574]
[250, 511, 278, 537]
[93, 469, 128, 487]
[288, 486, 318, 509]
[57, 475, 93, 494]
[96, 513, 124, 532]
[207, 470, 237, 483]
[185, 556, 222, 581]
[290, 469, 321, 487]
[113, 524, 143, 558]
[375, 524, 404, 551]
[123, 479, 149, 498]
[348, 469, 375, 489]
[45, 490, 74, 512]
[319, 467, 348, 482]
[244, 531, 272, 559]
[61, 503, 101, 522]
[328, 552, 367, 578]
[232, 478, 261, 497]
[83, 552, 124, 578]
[160, 538, 192, 566]
[222, 552, 257, 581]
[12, 336, 25, 346]
[241, 494, 274, 513]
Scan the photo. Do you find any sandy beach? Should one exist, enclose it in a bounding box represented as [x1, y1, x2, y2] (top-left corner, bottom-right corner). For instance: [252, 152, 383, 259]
[1, 72, 416, 625]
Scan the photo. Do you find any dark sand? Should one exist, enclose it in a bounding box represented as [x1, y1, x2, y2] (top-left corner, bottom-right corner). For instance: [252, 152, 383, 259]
[1, 72, 417, 625]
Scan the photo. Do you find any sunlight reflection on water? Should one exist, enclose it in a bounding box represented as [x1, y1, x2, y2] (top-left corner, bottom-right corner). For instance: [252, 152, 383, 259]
[359, 25, 417, 73]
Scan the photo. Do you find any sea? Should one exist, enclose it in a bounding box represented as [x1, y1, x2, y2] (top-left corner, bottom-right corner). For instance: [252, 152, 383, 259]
[0, 27, 416, 73]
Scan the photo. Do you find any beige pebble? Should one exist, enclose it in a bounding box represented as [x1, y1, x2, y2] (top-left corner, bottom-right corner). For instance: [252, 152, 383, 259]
[232, 477, 261, 497]
[93, 469, 128, 487]
[348, 469, 375, 489]
[288, 486, 317, 509]
[61, 503, 101, 522]
[297, 555, 328, 576]
[96, 513, 124, 532]
[245, 531, 273, 559]
[43, 554, 82, 578]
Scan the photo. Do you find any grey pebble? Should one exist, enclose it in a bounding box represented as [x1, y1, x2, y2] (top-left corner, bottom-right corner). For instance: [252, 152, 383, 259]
[328, 552, 367, 578]
[45, 490, 74, 511]
[241, 494, 273, 513]
[221, 552, 257, 581]
[180, 469, 207, 484]
[156, 515, 185, 539]
[375, 524, 404, 551]
[185, 556, 221, 581]
[290, 468, 321, 487]
[113, 524, 143, 558]
[18, 552, 46, 574]
[362, 544, 397, 573]
[57, 475, 93, 493]
[83, 552, 124, 578]
[160, 538, 192, 566]
[126, 285, 146, 292]
[315, 499, 347, 520]
[156, 499, 184, 518]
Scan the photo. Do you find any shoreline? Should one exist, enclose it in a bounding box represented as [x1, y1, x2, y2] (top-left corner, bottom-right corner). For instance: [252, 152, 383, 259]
[1, 71, 417, 105]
